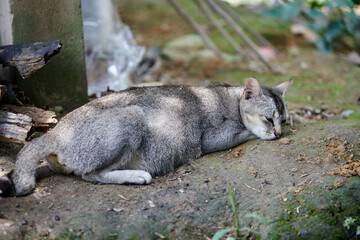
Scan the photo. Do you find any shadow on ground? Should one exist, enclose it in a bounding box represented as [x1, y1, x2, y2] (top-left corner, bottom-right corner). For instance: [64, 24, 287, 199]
[0, 120, 359, 239]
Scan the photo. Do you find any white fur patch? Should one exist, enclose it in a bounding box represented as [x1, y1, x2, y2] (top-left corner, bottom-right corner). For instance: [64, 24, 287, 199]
[147, 97, 185, 144]
[245, 114, 277, 140]
[190, 87, 219, 113]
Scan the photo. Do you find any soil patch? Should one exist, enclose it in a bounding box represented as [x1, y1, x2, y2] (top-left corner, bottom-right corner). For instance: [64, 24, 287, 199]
[0, 121, 359, 239]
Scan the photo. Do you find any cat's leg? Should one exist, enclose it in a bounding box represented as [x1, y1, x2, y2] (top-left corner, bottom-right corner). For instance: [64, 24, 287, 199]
[82, 169, 152, 185]
[202, 120, 258, 154]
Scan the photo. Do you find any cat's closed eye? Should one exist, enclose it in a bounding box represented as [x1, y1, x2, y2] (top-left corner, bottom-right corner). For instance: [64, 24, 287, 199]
[265, 116, 274, 125]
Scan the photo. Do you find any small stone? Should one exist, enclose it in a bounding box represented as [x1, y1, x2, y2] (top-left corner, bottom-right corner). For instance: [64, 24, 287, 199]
[179, 188, 184, 193]
[314, 108, 322, 114]
[148, 200, 155, 208]
[0, 168, 4, 172]
[340, 110, 354, 119]
[304, 105, 315, 112]
[112, 207, 122, 212]
[283, 198, 288, 202]
[346, 51, 360, 66]
[55, 215, 60, 221]
[21, 219, 28, 225]
[305, 214, 310, 218]
[300, 62, 308, 69]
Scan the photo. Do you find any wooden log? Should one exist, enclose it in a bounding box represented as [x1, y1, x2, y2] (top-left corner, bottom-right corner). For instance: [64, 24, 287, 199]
[0, 110, 33, 141]
[0, 40, 62, 79]
[0, 104, 57, 132]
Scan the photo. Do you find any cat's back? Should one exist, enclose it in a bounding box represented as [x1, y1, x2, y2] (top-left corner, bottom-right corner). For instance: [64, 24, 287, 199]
[54, 85, 238, 133]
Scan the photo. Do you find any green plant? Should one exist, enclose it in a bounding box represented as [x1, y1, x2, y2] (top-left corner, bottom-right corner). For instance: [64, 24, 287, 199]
[228, 186, 241, 239]
[212, 187, 277, 240]
[344, 217, 360, 237]
[105, 232, 119, 240]
[260, 0, 360, 52]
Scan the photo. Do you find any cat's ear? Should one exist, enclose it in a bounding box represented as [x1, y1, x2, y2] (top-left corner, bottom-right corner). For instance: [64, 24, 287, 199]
[274, 79, 293, 97]
[244, 78, 262, 100]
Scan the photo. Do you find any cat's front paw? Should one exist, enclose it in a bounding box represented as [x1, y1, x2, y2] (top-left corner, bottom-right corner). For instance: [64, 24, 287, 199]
[131, 170, 152, 184]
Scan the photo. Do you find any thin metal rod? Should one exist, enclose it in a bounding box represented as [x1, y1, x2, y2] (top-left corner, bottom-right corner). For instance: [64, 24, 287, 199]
[205, 0, 276, 72]
[167, 0, 222, 58]
[193, 0, 245, 56]
[214, 0, 276, 50]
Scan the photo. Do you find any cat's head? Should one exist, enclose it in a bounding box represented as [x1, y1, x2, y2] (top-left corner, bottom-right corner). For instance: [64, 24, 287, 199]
[240, 78, 292, 140]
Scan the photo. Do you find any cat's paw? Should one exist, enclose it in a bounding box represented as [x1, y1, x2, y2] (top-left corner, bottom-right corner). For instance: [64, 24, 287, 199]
[132, 170, 152, 184]
[121, 170, 152, 184]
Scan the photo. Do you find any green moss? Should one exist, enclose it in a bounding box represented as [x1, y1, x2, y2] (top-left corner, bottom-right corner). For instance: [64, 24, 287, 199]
[55, 229, 84, 240]
[287, 95, 310, 104]
[348, 111, 360, 120]
[275, 177, 360, 239]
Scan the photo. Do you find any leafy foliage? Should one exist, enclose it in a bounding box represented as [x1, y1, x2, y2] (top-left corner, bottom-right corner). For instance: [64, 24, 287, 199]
[260, 0, 360, 52]
[343, 216, 360, 238]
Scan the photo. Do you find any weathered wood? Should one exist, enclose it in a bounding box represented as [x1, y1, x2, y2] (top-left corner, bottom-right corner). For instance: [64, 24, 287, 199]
[0, 104, 57, 131]
[0, 85, 6, 101]
[0, 40, 62, 79]
[0, 110, 33, 141]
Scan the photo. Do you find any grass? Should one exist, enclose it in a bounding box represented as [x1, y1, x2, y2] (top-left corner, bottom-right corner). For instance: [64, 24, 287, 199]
[228, 186, 241, 238]
[213, 187, 278, 240]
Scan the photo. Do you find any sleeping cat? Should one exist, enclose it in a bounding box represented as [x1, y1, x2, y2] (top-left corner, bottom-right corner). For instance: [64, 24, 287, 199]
[0, 78, 292, 196]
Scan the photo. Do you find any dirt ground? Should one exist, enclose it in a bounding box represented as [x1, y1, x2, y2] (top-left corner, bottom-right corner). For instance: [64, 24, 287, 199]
[0, 121, 359, 240]
[1, 1, 360, 239]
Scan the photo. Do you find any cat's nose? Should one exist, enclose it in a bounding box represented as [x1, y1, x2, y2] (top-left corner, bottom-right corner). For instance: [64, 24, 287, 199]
[275, 132, 282, 138]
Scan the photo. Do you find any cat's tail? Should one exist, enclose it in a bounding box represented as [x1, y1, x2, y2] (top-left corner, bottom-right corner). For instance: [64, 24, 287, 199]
[0, 136, 50, 196]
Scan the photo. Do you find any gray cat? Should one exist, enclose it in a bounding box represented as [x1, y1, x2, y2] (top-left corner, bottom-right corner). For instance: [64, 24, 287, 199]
[0, 78, 292, 196]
